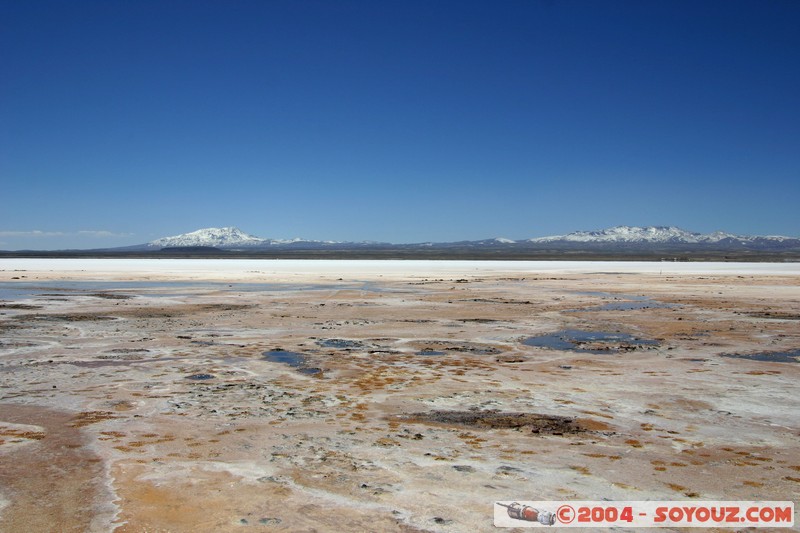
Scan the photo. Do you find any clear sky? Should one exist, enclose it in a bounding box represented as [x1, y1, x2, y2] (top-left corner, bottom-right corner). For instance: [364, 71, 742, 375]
[1, 0, 798, 249]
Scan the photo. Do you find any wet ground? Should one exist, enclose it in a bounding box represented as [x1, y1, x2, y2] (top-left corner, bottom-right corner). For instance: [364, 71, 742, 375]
[720, 348, 800, 363]
[522, 329, 659, 354]
[0, 262, 798, 532]
[263, 350, 322, 375]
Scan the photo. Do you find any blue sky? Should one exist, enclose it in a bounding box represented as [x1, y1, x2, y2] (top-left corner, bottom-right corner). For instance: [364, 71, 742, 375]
[1, 0, 798, 249]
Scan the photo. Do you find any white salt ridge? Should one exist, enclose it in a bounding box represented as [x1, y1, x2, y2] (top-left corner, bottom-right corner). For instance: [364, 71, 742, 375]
[1, 258, 798, 281]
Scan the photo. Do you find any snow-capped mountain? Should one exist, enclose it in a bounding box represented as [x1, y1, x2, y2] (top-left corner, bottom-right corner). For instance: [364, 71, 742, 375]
[125, 225, 799, 255]
[148, 227, 266, 248]
[145, 227, 350, 250]
[528, 226, 797, 245]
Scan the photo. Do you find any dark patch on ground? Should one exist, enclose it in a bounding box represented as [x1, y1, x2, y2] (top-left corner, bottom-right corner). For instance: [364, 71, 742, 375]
[400, 410, 586, 435]
[0, 340, 39, 348]
[721, 349, 799, 363]
[523, 329, 659, 354]
[496, 355, 527, 363]
[0, 303, 43, 310]
[96, 303, 257, 320]
[742, 311, 800, 320]
[86, 293, 133, 300]
[69, 410, 119, 427]
[316, 339, 367, 350]
[186, 373, 216, 380]
[13, 313, 117, 322]
[459, 298, 532, 305]
[415, 341, 502, 355]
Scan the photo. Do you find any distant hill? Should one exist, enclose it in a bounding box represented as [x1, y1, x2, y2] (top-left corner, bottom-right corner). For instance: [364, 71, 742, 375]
[528, 226, 799, 249]
[127, 225, 800, 253]
[149, 227, 263, 248]
[2, 225, 798, 260]
[157, 246, 225, 254]
[138, 227, 353, 250]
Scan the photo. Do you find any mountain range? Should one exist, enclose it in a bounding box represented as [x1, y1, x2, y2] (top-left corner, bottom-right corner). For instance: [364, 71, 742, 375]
[130, 225, 800, 253]
[3, 226, 798, 259]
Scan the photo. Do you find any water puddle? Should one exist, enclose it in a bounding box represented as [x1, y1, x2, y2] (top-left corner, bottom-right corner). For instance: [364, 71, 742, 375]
[592, 301, 674, 311]
[0, 281, 179, 300]
[721, 349, 799, 363]
[570, 291, 676, 312]
[0, 280, 406, 301]
[263, 350, 321, 375]
[185, 373, 215, 380]
[316, 339, 366, 350]
[523, 329, 659, 354]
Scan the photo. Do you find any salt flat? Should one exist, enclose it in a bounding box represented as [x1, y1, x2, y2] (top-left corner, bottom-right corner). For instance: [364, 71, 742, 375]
[0, 260, 798, 532]
[3, 258, 800, 280]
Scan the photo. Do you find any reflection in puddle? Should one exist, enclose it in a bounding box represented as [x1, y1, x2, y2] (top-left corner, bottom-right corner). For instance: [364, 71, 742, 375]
[263, 351, 321, 375]
[523, 329, 658, 354]
[721, 349, 799, 363]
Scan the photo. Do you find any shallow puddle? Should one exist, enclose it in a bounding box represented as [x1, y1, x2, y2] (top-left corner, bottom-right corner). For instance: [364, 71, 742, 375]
[523, 329, 658, 354]
[591, 301, 675, 311]
[571, 291, 676, 311]
[185, 373, 215, 380]
[0, 280, 395, 301]
[316, 339, 366, 350]
[263, 350, 321, 374]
